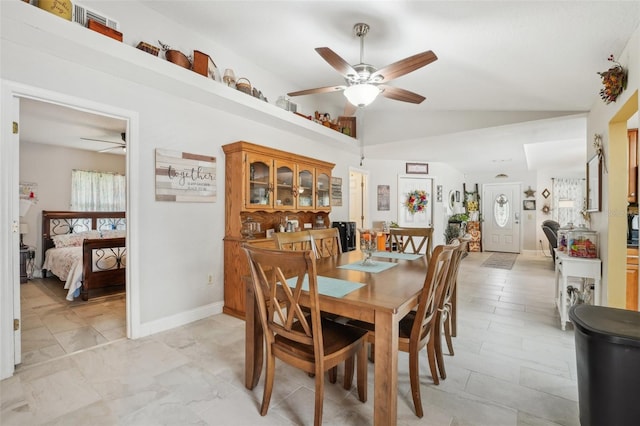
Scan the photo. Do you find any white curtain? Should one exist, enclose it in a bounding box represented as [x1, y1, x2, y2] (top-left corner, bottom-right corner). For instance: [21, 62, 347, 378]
[71, 170, 126, 211]
[552, 178, 585, 226]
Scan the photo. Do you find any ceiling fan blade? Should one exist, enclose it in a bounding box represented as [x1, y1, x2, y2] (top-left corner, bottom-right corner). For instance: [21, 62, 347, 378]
[343, 102, 357, 116]
[80, 137, 125, 145]
[287, 85, 346, 97]
[98, 146, 125, 153]
[315, 47, 359, 79]
[370, 50, 437, 83]
[378, 85, 426, 104]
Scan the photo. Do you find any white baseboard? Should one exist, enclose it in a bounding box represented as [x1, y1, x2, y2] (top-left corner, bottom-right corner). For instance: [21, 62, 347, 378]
[135, 301, 224, 338]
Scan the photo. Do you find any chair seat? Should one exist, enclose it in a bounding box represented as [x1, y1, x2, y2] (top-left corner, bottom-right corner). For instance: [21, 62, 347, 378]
[276, 318, 368, 362]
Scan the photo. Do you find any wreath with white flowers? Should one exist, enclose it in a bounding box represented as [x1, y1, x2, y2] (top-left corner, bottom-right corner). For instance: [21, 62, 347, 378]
[405, 190, 428, 214]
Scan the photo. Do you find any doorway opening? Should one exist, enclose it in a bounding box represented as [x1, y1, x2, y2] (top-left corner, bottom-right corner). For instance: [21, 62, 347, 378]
[1, 82, 137, 379]
[348, 168, 369, 229]
[19, 99, 128, 369]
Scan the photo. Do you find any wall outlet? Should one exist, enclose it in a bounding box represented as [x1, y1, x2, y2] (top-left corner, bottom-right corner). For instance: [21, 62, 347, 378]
[208, 274, 213, 285]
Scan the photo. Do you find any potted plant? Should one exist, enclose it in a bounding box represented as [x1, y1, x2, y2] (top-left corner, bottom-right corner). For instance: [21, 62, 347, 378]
[448, 213, 469, 223]
[444, 223, 461, 244]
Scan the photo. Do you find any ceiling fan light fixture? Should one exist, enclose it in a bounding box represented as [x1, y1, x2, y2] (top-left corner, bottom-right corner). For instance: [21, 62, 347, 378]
[344, 83, 380, 107]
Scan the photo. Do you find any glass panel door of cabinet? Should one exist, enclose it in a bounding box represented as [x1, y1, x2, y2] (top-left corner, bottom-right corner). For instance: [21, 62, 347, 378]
[275, 164, 294, 208]
[316, 172, 330, 208]
[248, 159, 271, 208]
[298, 168, 314, 208]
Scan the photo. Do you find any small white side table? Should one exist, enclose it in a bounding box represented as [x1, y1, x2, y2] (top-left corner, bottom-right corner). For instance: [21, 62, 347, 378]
[555, 252, 602, 330]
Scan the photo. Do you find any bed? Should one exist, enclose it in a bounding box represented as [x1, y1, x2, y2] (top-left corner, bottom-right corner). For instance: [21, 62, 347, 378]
[41, 211, 126, 301]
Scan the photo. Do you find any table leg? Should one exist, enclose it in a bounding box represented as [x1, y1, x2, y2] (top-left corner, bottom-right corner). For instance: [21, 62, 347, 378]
[561, 275, 568, 331]
[374, 310, 398, 426]
[451, 280, 457, 337]
[245, 283, 263, 389]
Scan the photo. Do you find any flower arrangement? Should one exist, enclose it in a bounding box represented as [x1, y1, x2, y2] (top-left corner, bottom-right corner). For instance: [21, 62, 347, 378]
[466, 200, 479, 211]
[597, 54, 627, 104]
[405, 190, 428, 214]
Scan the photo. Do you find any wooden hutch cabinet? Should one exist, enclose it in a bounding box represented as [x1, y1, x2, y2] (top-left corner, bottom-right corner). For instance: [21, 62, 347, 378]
[222, 141, 335, 319]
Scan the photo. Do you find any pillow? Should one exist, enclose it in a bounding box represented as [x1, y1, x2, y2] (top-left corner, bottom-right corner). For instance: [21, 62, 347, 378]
[101, 229, 126, 239]
[51, 230, 101, 248]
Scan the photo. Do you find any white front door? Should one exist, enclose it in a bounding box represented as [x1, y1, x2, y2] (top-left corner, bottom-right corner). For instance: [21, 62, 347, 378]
[482, 183, 521, 253]
[349, 168, 369, 228]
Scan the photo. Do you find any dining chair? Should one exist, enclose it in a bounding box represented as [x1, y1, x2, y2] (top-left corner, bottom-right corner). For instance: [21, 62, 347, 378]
[433, 237, 471, 381]
[348, 243, 455, 418]
[274, 230, 316, 256]
[277, 228, 341, 348]
[242, 245, 368, 425]
[389, 227, 434, 262]
[309, 227, 342, 258]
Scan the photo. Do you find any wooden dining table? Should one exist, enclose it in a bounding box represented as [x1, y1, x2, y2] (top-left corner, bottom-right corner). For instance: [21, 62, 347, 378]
[244, 249, 430, 426]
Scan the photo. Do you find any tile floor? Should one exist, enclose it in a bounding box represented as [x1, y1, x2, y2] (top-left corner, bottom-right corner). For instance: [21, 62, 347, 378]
[18, 278, 126, 368]
[1, 252, 581, 425]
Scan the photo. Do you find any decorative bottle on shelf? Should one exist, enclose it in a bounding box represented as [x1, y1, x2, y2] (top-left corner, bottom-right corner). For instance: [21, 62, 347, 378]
[279, 217, 286, 233]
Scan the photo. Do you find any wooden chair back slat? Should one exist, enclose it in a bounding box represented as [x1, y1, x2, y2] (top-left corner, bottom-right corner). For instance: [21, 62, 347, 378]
[411, 244, 455, 347]
[309, 228, 343, 258]
[390, 227, 434, 262]
[274, 231, 317, 257]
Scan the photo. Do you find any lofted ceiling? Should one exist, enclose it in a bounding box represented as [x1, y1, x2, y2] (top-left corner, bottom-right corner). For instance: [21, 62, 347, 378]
[19, 1, 640, 174]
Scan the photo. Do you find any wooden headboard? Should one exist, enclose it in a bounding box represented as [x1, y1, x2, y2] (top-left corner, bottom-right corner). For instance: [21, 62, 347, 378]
[42, 211, 126, 260]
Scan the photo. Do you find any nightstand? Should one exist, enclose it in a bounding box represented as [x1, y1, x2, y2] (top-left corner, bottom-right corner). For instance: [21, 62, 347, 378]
[20, 248, 34, 283]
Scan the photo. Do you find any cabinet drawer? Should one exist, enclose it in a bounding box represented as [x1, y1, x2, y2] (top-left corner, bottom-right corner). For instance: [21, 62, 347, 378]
[248, 238, 275, 249]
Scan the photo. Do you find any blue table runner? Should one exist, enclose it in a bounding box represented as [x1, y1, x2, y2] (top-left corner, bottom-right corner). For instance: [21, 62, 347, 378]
[337, 261, 398, 273]
[286, 275, 365, 298]
[372, 251, 423, 261]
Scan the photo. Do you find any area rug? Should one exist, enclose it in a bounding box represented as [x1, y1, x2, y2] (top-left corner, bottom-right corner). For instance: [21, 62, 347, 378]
[481, 252, 518, 270]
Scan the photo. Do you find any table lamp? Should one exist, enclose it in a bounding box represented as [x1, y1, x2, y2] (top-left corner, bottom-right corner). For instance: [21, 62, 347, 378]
[19, 223, 29, 249]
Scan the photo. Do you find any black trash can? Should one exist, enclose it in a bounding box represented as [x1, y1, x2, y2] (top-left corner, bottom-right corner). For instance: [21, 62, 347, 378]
[569, 304, 640, 426]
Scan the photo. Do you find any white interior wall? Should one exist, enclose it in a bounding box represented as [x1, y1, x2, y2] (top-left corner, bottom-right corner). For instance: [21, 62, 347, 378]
[1, 2, 358, 331]
[365, 159, 464, 247]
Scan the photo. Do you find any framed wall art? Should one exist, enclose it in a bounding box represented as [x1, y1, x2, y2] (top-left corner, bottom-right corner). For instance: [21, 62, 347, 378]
[155, 149, 217, 202]
[523, 200, 536, 211]
[377, 185, 390, 211]
[405, 162, 428, 174]
[330, 177, 343, 206]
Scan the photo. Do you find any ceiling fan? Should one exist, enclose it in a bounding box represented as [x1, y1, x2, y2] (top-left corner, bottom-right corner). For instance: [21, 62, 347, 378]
[287, 23, 438, 112]
[80, 132, 127, 153]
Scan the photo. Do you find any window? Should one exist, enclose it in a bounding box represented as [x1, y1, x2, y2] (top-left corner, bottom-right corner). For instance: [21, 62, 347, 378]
[71, 170, 125, 211]
[493, 193, 510, 228]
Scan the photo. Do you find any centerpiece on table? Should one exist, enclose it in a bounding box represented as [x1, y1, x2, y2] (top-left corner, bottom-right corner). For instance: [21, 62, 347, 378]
[358, 229, 378, 265]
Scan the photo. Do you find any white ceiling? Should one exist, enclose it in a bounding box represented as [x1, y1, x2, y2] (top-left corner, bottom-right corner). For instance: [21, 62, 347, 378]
[19, 1, 640, 174]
